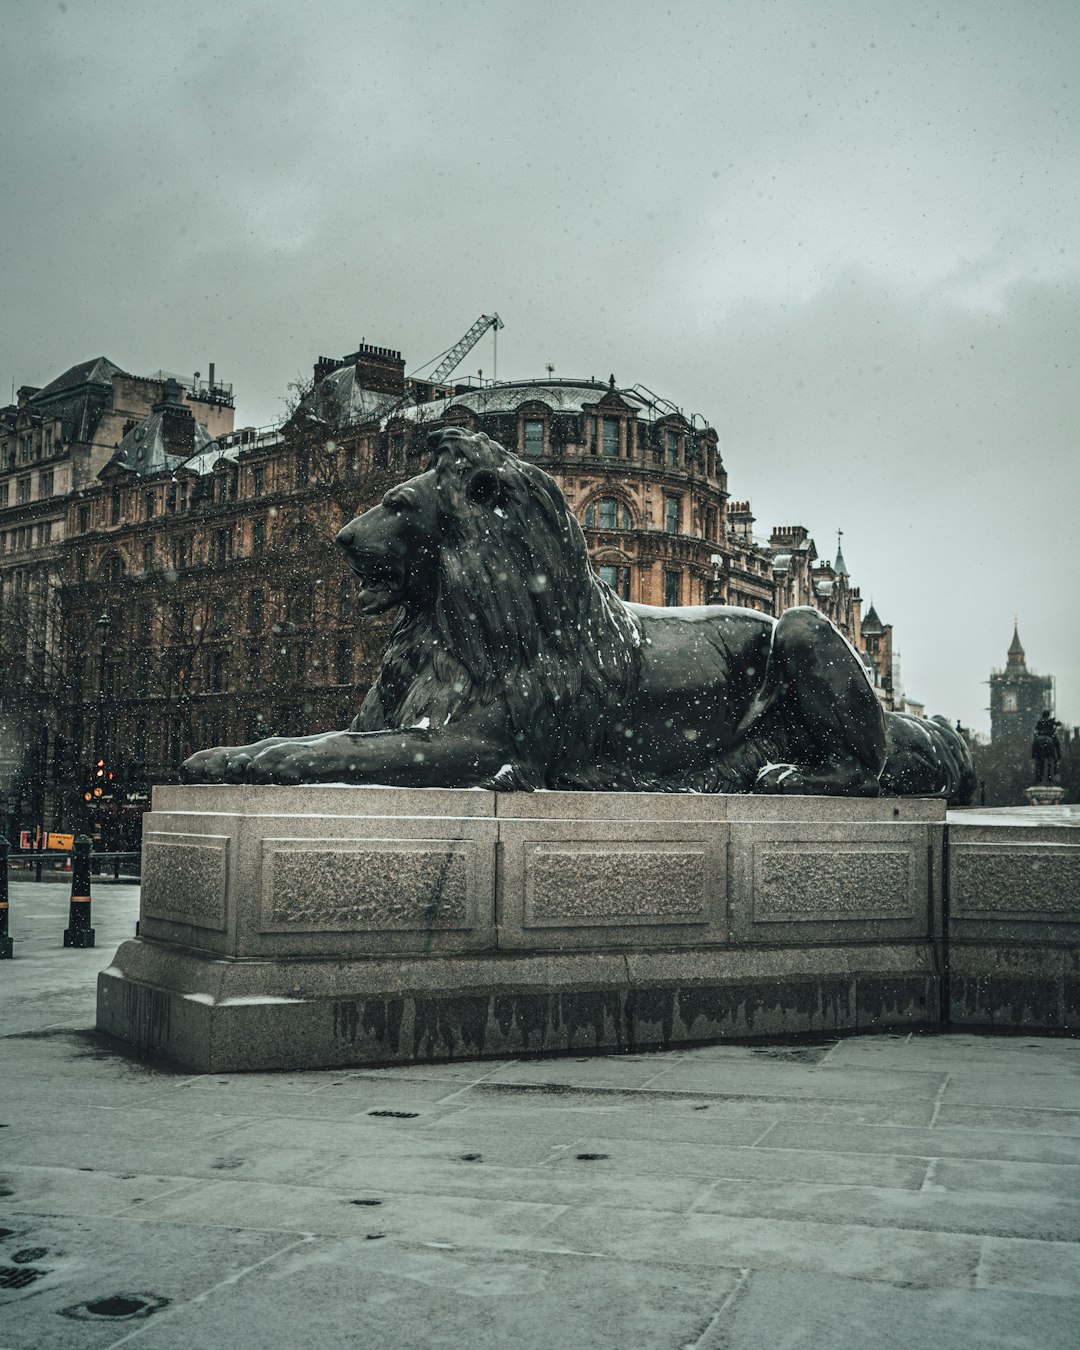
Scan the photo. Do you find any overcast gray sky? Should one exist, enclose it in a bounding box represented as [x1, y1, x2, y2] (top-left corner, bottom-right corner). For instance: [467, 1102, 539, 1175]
[3, 0, 1077, 734]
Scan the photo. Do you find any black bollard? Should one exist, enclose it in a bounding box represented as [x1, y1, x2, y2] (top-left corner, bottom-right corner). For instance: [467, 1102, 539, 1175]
[63, 836, 96, 948]
[0, 840, 11, 958]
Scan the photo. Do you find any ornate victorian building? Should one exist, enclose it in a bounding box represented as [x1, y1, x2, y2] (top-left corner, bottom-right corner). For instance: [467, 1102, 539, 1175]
[392, 375, 726, 609]
[0, 356, 233, 835]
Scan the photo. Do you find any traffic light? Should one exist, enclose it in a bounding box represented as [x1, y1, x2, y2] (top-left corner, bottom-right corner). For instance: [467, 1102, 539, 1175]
[84, 759, 115, 805]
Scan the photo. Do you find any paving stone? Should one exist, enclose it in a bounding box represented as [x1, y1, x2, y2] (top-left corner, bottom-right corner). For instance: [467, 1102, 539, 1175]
[760, 1120, 1080, 1165]
[538, 1207, 984, 1287]
[643, 1062, 950, 1101]
[720, 1269, 1079, 1349]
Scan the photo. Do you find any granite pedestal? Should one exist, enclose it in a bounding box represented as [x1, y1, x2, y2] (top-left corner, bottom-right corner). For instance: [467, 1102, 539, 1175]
[97, 786, 948, 1071]
[946, 806, 1080, 1029]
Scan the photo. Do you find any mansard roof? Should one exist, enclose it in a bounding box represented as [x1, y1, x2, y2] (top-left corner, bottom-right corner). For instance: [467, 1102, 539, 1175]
[406, 379, 703, 429]
[299, 363, 401, 430]
[30, 357, 125, 403]
[111, 407, 217, 478]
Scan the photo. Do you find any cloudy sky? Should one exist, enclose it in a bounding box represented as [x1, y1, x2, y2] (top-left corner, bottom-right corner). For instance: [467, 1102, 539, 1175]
[2, 0, 1077, 733]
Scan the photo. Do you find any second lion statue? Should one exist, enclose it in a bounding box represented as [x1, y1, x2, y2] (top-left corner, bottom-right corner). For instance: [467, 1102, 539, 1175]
[184, 427, 932, 797]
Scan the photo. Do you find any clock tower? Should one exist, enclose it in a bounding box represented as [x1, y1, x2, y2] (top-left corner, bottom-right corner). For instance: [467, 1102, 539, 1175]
[988, 624, 1054, 743]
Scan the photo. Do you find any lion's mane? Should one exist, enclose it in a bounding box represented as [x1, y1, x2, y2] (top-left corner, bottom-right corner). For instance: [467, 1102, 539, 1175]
[352, 431, 642, 788]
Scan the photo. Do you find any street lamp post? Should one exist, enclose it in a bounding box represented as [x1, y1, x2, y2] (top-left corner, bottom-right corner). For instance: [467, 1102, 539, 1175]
[95, 612, 111, 763]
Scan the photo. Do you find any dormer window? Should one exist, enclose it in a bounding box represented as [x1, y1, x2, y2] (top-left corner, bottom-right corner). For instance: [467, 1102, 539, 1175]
[602, 418, 620, 457]
[665, 430, 679, 467]
[523, 418, 544, 456]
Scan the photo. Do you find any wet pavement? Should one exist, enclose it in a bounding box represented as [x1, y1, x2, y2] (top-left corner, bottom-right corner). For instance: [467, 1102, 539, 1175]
[1, 881, 1078, 1348]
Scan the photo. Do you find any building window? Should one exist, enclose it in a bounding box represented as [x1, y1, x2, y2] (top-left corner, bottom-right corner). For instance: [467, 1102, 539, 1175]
[602, 418, 620, 457]
[666, 430, 679, 467]
[293, 643, 308, 680]
[215, 527, 231, 565]
[706, 507, 718, 541]
[249, 588, 264, 633]
[248, 646, 261, 686]
[599, 565, 631, 600]
[17, 476, 30, 504]
[39, 469, 54, 497]
[0, 483, 8, 507]
[340, 576, 354, 618]
[252, 518, 265, 553]
[143, 540, 154, 572]
[585, 497, 632, 530]
[523, 419, 544, 456]
[107, 553, 124, 582]
[211, 651, 227, 692]
[253, 466, 265, 498]
[664, 570, 681, 607]
[664, 495, 680, 534]
[76, 551, 87, 582]
[111, 486, 122, 523]
[78, 504, 89, 532]
[344, 444, 356, 474]
[335, 638, 353, 685]
[217, 474, 228, 504]
[145, 490, 156, 519]
[391, 434, 405, 467]
[289, 586, 312, 625]
[296, 450, 309, 487]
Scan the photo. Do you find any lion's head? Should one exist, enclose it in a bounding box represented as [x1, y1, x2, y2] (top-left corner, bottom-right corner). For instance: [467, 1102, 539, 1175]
[337, 428, 641, 785]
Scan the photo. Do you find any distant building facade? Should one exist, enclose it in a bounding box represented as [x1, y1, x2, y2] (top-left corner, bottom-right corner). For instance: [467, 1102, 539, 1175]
[0, 356, 233, 836]
[989, 624, 1054, 743]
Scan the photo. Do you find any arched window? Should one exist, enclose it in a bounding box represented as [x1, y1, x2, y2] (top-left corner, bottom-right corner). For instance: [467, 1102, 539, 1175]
[585, 497, 632, 530]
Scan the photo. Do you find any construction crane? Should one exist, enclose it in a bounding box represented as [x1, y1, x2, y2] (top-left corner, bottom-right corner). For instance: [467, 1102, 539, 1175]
[425, 314, 504, 385]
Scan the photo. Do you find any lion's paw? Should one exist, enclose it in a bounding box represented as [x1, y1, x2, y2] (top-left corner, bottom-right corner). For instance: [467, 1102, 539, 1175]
[244, 744, 310, 785]
[180, 746, 252, 784]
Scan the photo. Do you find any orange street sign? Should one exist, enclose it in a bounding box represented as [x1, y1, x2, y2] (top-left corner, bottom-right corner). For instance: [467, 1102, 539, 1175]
[47, 832, 75, 850]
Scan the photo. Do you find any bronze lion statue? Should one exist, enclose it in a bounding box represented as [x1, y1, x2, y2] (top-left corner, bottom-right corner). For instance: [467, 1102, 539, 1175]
[182, 427, 968, 801]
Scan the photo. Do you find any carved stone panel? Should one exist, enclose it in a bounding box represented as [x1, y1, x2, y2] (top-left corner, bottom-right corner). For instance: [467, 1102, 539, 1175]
[142, 832, 229, 931]
[259, 838, 476, 933]
[497, 821, 727, 951]
[753, 843, 913, 923]
[523, 842, 709, 927]
[952, 843, 1080, 924]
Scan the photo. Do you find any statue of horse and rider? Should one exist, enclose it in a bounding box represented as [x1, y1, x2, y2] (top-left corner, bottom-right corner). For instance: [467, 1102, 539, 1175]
[1031, 711, 1061, 784]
